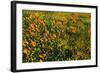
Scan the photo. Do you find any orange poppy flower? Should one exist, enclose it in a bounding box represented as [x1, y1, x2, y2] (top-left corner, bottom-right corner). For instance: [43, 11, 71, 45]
[31, 41, 36, 47]
[44, 31, 49, 36]
[30, 24, 35, 29]
[40, 19, 44, 24]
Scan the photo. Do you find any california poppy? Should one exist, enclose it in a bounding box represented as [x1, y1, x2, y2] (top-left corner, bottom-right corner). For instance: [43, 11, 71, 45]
[30, 24, 35, 29]
[31, 41, 36, 47]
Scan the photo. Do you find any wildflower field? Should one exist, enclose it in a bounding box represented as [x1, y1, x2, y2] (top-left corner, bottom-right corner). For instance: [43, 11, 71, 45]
[22, 10, 91, 63]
